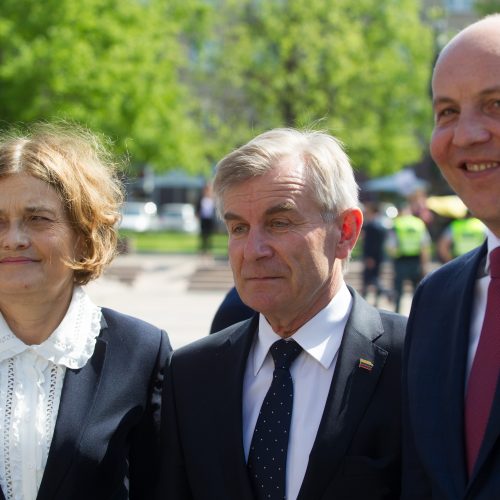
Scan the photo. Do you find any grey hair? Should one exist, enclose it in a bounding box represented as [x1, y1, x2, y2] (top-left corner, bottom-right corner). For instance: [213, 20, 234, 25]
[213, 128, 359, 220]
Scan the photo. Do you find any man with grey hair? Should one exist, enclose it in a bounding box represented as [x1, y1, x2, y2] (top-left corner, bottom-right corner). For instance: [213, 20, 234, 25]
[403, 14, 500, 499]
[160, 128, 406, 499]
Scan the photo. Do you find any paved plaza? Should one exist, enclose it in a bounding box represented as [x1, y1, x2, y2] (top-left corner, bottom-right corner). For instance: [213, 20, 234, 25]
[86, 253, 230, 348]
[86, 253, 415, 349]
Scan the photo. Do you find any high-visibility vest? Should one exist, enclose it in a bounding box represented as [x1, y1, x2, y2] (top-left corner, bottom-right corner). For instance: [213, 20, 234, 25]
[393, 215, 426, 257]
[451, 218, 485, 256]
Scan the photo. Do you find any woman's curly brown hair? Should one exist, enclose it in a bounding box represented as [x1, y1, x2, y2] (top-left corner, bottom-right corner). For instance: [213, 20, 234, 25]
[0, 122, 125, 285]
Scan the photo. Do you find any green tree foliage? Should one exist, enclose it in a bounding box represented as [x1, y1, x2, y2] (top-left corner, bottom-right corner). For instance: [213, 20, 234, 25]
[474, 0, 500, 16]
[0, 0, 435, 178]
[0, 0, 206, 173]
[190, 0, 434, 176]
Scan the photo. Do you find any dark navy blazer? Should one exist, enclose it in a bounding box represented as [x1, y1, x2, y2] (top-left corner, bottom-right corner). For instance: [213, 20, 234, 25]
[403, 243, 500, 499]
[161, 288, 406, 500]
[0, 308, 171, 500]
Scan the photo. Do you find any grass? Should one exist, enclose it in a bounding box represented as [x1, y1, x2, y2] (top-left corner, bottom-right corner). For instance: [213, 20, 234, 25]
[119, 230, 229, 256]
[119, 229, 363, 260]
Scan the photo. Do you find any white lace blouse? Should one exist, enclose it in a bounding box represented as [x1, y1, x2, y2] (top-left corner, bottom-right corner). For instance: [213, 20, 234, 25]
[0, 287, 102, 500]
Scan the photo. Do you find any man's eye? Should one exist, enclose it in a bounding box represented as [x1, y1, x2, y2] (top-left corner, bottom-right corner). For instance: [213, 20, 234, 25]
[270, 220, 290, 229]
[230, 224, 247, 235]
[491, 100, 500, 111]
[435, 107, 458, 122]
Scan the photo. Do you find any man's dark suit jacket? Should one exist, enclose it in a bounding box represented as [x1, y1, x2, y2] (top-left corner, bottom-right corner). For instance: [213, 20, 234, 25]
[402, 243, 500, 499]
[0, 308, 171, 500]
[160, 287, 406, 499]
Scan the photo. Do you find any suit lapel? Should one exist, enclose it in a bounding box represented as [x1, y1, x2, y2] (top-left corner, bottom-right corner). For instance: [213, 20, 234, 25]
[36, 336, 107, 499]
[213, 316, 258, 500]
[410, 245, 484, 498]
[441, 248, 485, 494]
[298, 290, 388, 499]
[470, 376, 500, 484]
[466, 246, 500, 489]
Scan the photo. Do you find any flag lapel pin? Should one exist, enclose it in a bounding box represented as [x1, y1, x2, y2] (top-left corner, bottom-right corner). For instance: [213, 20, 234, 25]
[358, 358, 374, 372]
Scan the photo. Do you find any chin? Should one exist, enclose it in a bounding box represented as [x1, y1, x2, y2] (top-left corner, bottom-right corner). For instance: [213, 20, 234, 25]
[242, 293, 270, 309]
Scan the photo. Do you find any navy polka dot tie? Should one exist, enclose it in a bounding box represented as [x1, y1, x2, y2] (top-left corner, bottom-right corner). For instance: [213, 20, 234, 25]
[247, 339, 302, 500]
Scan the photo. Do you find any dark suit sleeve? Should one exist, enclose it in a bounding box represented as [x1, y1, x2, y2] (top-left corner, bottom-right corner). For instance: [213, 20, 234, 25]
[209, 287, 255, 334]
[156, 353, 194, 500]
[129, 329, 171, 499]
[401, 284, 432, 499]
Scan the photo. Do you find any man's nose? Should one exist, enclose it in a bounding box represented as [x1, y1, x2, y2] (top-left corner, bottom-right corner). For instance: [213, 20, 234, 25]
[243, 227, 273, 260]
[452, 109, 491, 148]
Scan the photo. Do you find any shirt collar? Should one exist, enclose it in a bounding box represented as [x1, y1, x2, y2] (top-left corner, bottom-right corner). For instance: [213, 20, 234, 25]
[485, 229, 500, 275]
[252, 282, 352, 375]
[0, 286, 102, 369]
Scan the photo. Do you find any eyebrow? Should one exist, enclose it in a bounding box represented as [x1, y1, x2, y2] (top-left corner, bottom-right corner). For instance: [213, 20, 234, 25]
[433, 85, 500, 108]
[223, 201, 297, 221]
[432, 96, 455, 108]
[0, 206, 58, 216]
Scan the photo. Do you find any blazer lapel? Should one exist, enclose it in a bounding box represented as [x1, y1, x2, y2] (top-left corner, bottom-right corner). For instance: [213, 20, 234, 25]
[212, 316, 258, 500]
[409, 245, 485, 498]
[441, 247, 486, 494]
[469, 377, 500, 485]
[298, 290, 388, 499]
[466, 246, 500, 489]
[36, 336, 107, 499]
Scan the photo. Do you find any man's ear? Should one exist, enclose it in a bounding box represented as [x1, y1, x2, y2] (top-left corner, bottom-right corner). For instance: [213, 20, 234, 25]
[335, 208, 363, 260]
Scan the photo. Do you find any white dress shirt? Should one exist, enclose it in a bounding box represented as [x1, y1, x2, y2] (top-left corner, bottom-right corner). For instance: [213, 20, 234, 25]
[0, 287, 101, 500]
[243, 282, 352, 500]
[467, 231, 500, 385]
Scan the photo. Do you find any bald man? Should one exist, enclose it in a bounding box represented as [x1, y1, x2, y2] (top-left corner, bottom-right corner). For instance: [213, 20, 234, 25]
[402, 15, 500, 499]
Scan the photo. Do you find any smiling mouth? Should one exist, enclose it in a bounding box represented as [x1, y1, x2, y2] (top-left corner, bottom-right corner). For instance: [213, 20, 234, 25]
[464, 162, 500, 172]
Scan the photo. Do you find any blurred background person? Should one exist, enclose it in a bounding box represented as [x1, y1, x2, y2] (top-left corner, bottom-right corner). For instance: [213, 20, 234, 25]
[196, 183, 216, 258]
[361, 202, 390, 306]
[0, 123, 171, 500]
[437, 213, 486, 263]
[209, 285, 255, 334]
[408, 188, 434, 228]
[387, 203, 431, 313]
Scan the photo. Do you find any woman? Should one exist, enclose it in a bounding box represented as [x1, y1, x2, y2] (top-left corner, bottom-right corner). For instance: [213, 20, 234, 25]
[0, 123, 171, 499]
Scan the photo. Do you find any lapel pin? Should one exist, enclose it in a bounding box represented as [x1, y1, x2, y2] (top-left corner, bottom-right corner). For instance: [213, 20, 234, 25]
[358, 358, 374, 372]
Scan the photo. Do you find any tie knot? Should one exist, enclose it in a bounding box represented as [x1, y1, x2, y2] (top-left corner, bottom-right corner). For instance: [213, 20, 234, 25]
[490, 247, 500, 278]
[270, 339, 302, 370]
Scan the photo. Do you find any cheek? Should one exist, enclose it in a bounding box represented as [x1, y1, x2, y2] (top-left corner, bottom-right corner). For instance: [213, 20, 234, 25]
[297, 236, 333, 273]
[430, 128, 449, 166]
[51, 231, 78, 259]
[227, 239, 242, 263]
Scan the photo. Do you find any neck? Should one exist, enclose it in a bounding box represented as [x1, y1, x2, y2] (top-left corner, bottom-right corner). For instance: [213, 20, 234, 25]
[0, 286, 74, 345]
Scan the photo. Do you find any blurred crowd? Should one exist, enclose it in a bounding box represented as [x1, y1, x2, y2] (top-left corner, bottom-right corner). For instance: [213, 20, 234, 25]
[359, 190, 486, 311]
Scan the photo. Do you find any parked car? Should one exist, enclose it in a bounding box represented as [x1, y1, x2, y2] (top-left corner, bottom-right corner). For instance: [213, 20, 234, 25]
[119, 201, 159, 232]
[159, 203, 199, 233]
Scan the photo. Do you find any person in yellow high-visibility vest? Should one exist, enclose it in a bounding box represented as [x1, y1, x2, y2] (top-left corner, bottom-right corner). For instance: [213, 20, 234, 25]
[387, 205, 431, 313]
[437, 215, 486, 263]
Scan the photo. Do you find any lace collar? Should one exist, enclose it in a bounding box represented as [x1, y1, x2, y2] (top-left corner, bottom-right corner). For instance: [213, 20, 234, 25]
[0, 286, 102, 369]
